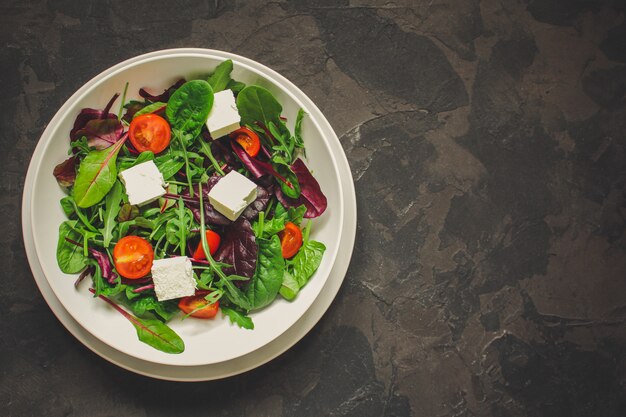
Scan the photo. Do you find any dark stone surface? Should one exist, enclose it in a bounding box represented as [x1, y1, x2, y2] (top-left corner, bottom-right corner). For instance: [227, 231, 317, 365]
[2, 1, 626, 416]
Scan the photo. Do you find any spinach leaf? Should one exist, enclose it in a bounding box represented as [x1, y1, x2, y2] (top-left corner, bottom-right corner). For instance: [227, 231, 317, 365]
[100, 181, 122, 247]
[56, 221, 88, 273]
[133, 101, 166, 118]
[73, 135, 127, 208]
[292, 240, 326, 288]
[236, 85, 282, 126]
[207, 59, 233, 93]
[245, 235, 284, 310]
[60, 196, 75, 217]
[90, 289, 184, 354]
[279, 270, 299, 301]
[166, 80, 214, 137]
[221, 306, 254, 330]
[227, 80, 246, 94]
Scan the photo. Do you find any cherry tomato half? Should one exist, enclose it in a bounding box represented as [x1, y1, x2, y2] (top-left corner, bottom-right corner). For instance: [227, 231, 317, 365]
[192, 230, 221, 260]
[129, 114, 171, 153]
[178, 291, 219, 319]
[113, 236, 154, 279]
[230, 127, 260, 157]
[279, 222, 303, 259]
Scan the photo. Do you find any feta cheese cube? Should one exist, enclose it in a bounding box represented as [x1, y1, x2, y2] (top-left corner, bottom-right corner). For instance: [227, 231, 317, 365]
[208, 171, 258, 221]
[151, 256, 196, 301]
[119, 160, 167, 206]
[206, 89, 240, 139]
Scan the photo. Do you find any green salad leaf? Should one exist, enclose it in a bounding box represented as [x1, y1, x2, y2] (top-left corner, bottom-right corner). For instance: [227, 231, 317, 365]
[245, 235, 284, 310]
[56, 221, 88, 273]
[73, 136, 126, 208]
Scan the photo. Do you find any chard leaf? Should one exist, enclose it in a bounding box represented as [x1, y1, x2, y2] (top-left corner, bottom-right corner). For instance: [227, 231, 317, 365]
[207, 59, 234, 93]
[166, 80, 214, 137]
[236, 85, 282, 126]
[221, 306, 254, 330]
[90, 289, 184, 354]
[73, 134, 127, 208]
[100, 181, 123, 247]
[133, 102, 166, 118]
[56, 221, 88, 273]
[76, 118, 124, 150]
[245, 235, 284, 310]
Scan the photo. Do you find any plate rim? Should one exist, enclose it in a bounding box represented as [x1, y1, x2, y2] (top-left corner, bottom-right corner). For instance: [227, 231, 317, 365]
[23, 48, 355, 374]
[28, 49, 345, 366]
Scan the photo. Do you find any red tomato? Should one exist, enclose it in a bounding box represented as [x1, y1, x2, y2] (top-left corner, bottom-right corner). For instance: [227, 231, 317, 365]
[178, 292, 219, 319]
[279, 222, 303, 259]
[192, 230, 221, 260]
[230, 127, 260, 157]
[129, 114, 171, 153]
[113, 236, 154, 279]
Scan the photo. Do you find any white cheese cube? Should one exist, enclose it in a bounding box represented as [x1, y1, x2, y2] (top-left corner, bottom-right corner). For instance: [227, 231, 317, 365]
[208, 171, 258, 221]
[206, 89, 241, 139]
[151, 257, 196, 301]
[119, 160, 167, 206]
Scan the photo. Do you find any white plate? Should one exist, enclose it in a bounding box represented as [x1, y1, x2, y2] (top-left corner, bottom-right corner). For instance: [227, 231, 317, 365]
[21, 53, 357, 379]
[27, 50, 345, 366]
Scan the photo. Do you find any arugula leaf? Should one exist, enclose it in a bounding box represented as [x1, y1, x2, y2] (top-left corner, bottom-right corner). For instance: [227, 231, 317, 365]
[207, 59, 234, 93]
[294, 108, 306, 149]
[154, 150, 185, 180]
[166, 80, 214, 137]
[100, 181, 122, 247]
[236, 85, 282, 126]
[288, 205, 307, 226]
[72, 134, 127, 208]
[56, 221, 89, 273]
[245, 235, 284, 310]
[221, 306, 254, 330]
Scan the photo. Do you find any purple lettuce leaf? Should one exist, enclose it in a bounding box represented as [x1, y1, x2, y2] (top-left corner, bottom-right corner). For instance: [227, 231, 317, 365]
[275, 158, 327, 218]
[139, 79, 185, 102]
[53, 156, 77, 187]
[242, 184, 273, 220]
[69, 93, 119, 141]
[75, 118, 124, 149]
[182, 176, 231, 226]
[122, 101, 145, 123]
[214, 218, 257, 279]
[230, 141, 293, 189]
[90, 248, 118, 284]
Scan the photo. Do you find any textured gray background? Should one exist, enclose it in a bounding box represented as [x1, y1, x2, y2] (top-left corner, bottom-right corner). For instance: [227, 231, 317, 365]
[2, 1, 626, 416]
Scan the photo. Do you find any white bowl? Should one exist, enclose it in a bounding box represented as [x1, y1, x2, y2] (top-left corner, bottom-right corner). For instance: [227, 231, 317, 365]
[28, 49, 344, 366]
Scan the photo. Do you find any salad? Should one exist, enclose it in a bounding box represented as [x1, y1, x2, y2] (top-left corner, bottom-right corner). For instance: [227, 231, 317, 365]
[52, 60, 328, 354]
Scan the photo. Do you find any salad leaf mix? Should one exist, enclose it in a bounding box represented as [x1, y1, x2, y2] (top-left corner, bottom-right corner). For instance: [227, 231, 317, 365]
[53, 60, 328, 354]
